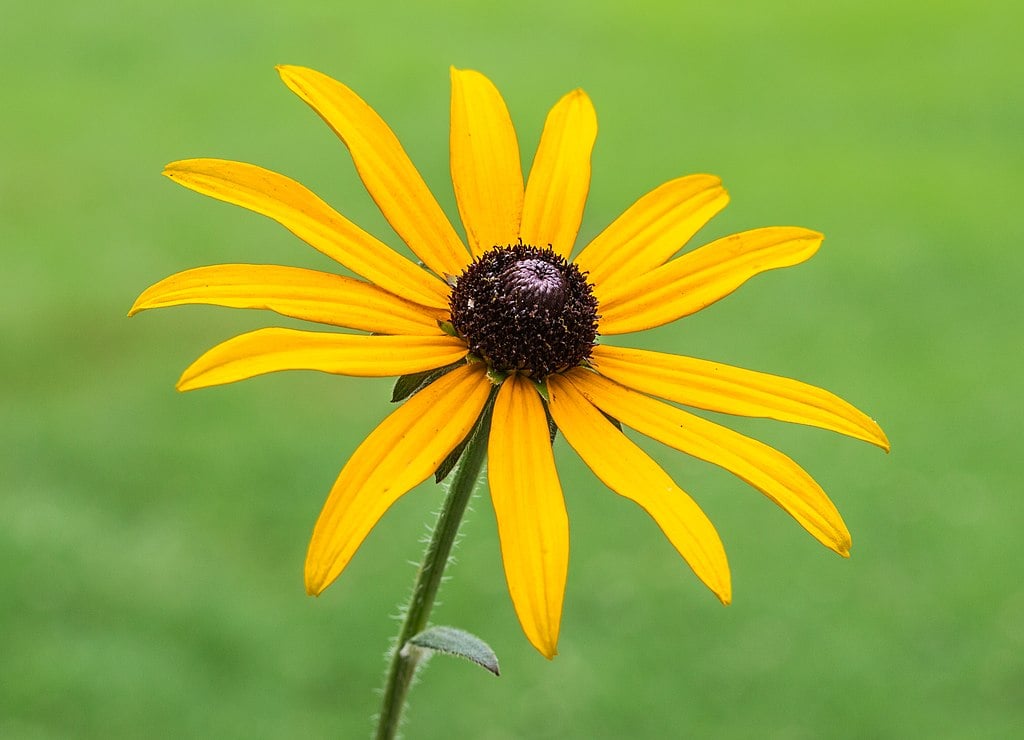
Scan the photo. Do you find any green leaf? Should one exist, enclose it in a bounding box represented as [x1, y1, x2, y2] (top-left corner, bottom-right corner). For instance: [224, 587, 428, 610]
[404, 626, 500, 676]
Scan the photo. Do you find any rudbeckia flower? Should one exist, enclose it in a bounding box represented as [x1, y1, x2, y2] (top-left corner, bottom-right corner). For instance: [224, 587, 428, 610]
[132, 66, 889, 659]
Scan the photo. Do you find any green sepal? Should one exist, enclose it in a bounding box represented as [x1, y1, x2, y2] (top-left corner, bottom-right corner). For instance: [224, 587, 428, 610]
[486, 367, 508, 385]
[438, 320, 459, 338]
[391, 362, 461, 403]
[434, 433, 471, 483]
[601, 410, 623, 431]
[531, 377, 550, 402]
[543, 404, 558, 444]
[403, 626, 500, 677]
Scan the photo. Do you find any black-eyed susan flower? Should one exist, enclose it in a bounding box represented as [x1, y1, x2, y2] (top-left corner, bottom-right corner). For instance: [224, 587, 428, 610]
[132, 66, 889, 660]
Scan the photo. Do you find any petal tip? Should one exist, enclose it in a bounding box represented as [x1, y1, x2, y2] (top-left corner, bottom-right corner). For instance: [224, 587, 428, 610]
[161, 161, 198, 182]
[875, 426, 892, 453]
[304, 574, 326, 596]
[450, 66, 487, 85]
[699, 550, 732, 606]
[304, 556, 332, 596]
[713, 576, 733, 606]
[175, 365, 204, 392]
[787, 227, 825, 251]
[276, 64, 316, 91]
[555, 87, 595, 117]
[568, 88, 596, 117]
[533, 638, 559, 660]
[162, 158, 195, 175]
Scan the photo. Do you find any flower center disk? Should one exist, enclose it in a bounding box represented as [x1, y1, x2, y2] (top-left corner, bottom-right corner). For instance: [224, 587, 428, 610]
[449, 244, 599, 378]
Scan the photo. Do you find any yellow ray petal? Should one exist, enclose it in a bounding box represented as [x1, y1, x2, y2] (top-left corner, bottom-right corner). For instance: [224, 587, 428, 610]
[573, 175, 729, 289]
[591, 345, 889, 450]
[450, 68, 524, 258]
[177, 329, 467, 391]
[597, 227, 824, 334]
[547, 376, 731, 604]
[129, 264, 445, 335]
[306, 364, 491, 594]
[520, 89, 597, 260]
[163, 159, 450, 309]
[277, 65, 471, 278]
[488, 375, 568, 659]
[566, 369, 851, 556]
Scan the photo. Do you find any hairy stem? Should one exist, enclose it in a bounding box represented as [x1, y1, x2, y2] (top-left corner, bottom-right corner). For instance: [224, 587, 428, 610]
[374, 394, 495, 740]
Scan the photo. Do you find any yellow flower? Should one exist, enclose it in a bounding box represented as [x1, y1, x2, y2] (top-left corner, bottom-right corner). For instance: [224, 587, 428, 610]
[132, 66, 889, 659]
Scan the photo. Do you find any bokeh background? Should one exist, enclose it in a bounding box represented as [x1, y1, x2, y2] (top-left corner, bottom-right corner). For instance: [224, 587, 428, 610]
[3, 1, 1021, 737]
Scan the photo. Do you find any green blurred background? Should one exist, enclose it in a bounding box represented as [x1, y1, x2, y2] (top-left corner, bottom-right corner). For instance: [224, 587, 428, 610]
[3, 0, 1021, 737]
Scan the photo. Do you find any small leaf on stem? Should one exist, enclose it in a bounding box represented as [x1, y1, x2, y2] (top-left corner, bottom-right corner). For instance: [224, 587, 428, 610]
[404, 626, 500, 676]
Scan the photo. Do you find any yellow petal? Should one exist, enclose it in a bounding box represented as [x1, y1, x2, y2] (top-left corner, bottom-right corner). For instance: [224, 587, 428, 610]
[547, 375, 731, 604]
[163, 159, 450, 309]
[520, 89, 597, 260]
[450, 68, 524, 258]
[177, 329, 467, 391]
[566, 369, 851, 556]
[129, 264, 445, 335]
[488, 375, 568, 659]
[573, 174, 729, 289]
[277, 65, 471, 278]
[591, 345, 889, 451]
[597, 227, 824, 334]
[306, 364, 491, 594]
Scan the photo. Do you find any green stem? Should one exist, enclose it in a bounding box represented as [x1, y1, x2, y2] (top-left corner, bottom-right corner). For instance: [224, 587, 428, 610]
[374, 393, 495, 740]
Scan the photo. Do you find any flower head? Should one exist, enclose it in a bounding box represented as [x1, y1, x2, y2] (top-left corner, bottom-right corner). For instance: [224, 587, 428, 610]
[449, 242, 598, 377]
[132, 66, 889, 659]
